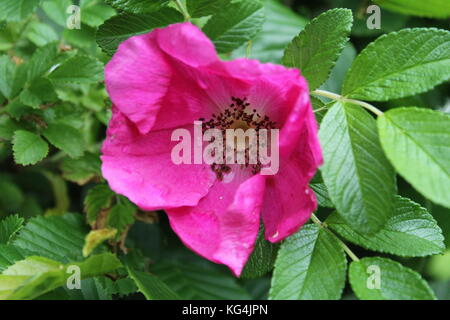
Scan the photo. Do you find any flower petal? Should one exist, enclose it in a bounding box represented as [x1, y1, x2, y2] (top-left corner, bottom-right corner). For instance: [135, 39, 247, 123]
[101, 108, 215, 210]
[156, 22, 218, 67]
[262, 153, 318, 243]
[105, 32, 171, 135]
[166, 172, 266, 276]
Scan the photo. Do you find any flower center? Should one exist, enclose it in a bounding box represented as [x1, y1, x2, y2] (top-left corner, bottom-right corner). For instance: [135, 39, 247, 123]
[199, 97, 276, 180]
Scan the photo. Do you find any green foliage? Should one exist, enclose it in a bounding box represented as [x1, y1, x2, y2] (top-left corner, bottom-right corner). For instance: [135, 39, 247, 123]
[0, 253, 121, 300]
[327, 196, 445, 257]
[12, 130, 49, 165]
[0, 215, 24, 245]
[128, 268, 180, 300]
[270, 224, 347, 300]
[319, 101, 396, 233]
[96, 8, 184, 55]
[373, 0, 450, 18]
[203, 0, 265, 53]
[378, 108, 450, 208]
[343, 29, 450, 101]
[349, 257, 436, 300]
[283, 8, 353, 91]
[186, 0, 231, 18]
[0, 0, 449, 302]
[105, 0, 169, 14]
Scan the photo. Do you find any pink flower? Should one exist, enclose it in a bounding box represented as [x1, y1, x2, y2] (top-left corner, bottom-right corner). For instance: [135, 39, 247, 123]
[101, 22, 322, 276]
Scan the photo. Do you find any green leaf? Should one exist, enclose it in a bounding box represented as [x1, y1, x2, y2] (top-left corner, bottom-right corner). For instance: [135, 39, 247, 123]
[203, 0, 265, 54]
[96, 8, 183, 55]
[378, 107, 450, 208]
[373, 0, 450, 19]
[310, 96, 328, 124]
[48, 55, 104, 84]
[61, 152, 101, 185]
[343, 28, 450, 101]
[84, 184, 115, 224]
[270, 224, 347, 300]
[0, 55, 27, 99]
[12, 130, 49, 166]
[105, 0, 169, 14]
[349, 257, 436, 300]
[107, 198, 136, 233]
[81, 3, 116, 28]
[241, 225, 279, 279]
[13, 214, 88, 263]
[283, 8, 353, 91]
[128, 268, 180, 300]
[0, 215, 24, 245]
[0, 253, 121, 300]
[319, 101, 396, 233]
[83, 228, 117, 257]
[0, 0, 41, 22]
[327, 196, 445, 257]
[19, 77, 57, 108]
[26, 42, 59, 81]
[26, 21, 59, 46]
[43, 123, 84, 158]
[0, 245, 30, 272]
[186, 0, 230, 18]
[41, 0, 72, 27]
[152, 253, 251, 300]
[0, 115, 22, 140]
[320, 44, 356, 94]
[232, 0, 307, 63]
[310, 183, 334, 208]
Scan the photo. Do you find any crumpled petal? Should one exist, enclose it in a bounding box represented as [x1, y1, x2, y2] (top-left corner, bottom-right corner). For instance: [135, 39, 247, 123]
[166, 172, 266, 276]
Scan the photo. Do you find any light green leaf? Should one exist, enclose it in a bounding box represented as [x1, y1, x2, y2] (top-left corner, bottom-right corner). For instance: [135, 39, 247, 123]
[84, 184, 115, 224]
[269, 224, 347, 300]
[0, 0, 41, 22]
[203, 0, 265, 53]
[343, 28, 450, 101]
[378, 107, 450, 208]
[83, 228, 117, 257]
[81, 3, 116, 28]
[373, 0, 450, 19]
[0, 253, 121, 300]
[26, 21, 59, 46]
[41, 0, 72, 27]
[319, 101, 396, 233]
[186, 0, 230, 18]
[320, 44, 356, 94]
[105, 0, 169, 14]
[241, 225, 279, 279]
[0, 115, 22, 140]
[0, 55, 27, 99]
[43, 123, 84, 158]
[232, 0, 308, 63]
[12, 130, 49, 166]
[49, 55, 103, 84]
[283, 8, 353, 91]
[349, 257, 436, 300]
[96, 8, 183, 55]
[0, 215, 24, 245]
[327, 196, 445, 257]
[128, 268, 180, 300]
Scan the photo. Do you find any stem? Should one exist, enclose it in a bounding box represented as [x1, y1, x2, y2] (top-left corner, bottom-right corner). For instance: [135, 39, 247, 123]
[245, 40, 252, 58]
[312, 89, 383, 117]
[173, 0, 190, 21]
[311, 213, 360, 262]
